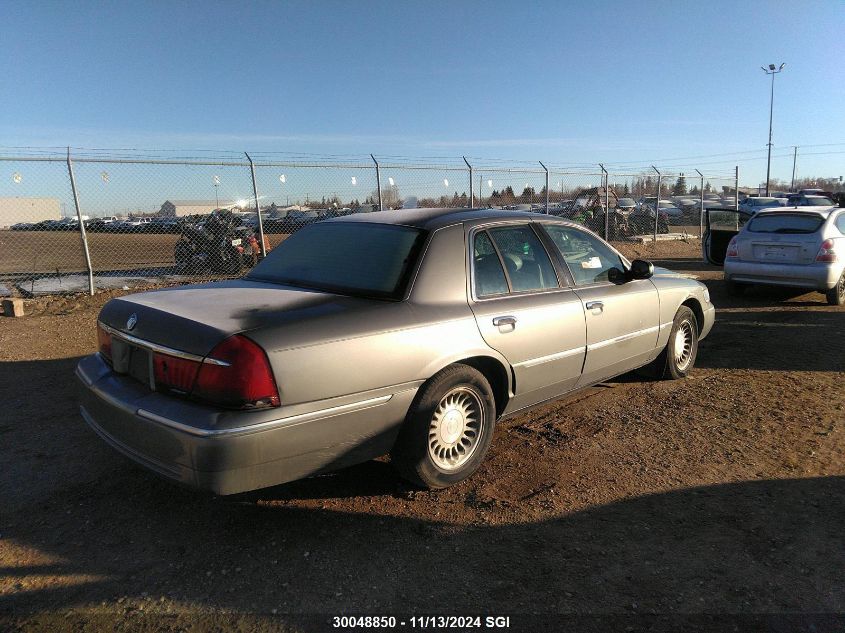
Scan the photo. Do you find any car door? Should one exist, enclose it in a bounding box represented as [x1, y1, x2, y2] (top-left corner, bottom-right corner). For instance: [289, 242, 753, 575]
[539, 223, 660, 386]
[467, 223, 587, 409]
[703, 208, 753, 265]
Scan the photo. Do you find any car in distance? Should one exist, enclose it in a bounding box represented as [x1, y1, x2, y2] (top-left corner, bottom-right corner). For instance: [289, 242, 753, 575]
[722, 206, 845, 305]
[738, 196, 784, 214]
[77, 208, 715, 494]
[786, 194, 835, 208]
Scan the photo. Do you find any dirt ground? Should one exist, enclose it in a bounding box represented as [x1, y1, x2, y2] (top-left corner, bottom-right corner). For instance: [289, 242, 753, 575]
[0, 230, 291, 276]
[1, 240, 843, 632]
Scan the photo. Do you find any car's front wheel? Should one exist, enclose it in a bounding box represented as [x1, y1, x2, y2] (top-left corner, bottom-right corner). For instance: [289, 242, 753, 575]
[641, 306, 699, 380]
[826, 270, 845, 306]
[391, 364, 496, 489]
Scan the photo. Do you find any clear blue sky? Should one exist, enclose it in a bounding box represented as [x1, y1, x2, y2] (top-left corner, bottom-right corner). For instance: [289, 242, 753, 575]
[2, 0, 844, 188]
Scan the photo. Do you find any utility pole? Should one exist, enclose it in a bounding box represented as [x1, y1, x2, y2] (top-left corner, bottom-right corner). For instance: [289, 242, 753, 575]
[791, 146, 798, 192]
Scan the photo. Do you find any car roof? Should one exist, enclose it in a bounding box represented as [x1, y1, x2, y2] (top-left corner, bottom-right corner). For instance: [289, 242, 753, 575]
[324, 207, 547, 230]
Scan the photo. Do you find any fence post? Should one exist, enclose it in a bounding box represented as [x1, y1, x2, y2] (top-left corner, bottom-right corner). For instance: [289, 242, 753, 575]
[66, 148, 94, 295]
[599, 164, 609, 239]
[370, 154, 383, 211]
[735, 166, 739, 211]
[245, 152, 266, 258]
[651, 165, 661, 243]
[539, 161, 549, 214]
[463, 156, 473, 208]
[695, 169, 705, 238]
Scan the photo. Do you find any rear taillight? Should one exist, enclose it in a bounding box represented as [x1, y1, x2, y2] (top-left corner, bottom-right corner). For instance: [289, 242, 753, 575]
[726, 236, 739, 259]
[153, 353, 201, 394]
[192, 335, 280, 409]
[816, 239, 837, 263]
[97, 323, 112, 362]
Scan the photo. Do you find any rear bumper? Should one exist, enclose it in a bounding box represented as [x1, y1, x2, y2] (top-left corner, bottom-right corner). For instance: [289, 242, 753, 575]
[76, 354, 417, 495]
[725, 260, 843, 290]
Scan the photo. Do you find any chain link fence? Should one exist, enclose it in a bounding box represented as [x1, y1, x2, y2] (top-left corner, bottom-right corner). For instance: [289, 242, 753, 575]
[0, 150, 739, 297]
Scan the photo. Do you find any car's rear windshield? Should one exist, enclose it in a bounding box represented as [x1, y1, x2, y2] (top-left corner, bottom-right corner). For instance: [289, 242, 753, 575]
[246, 222, 427, 299]
[747, 213, 825, 234]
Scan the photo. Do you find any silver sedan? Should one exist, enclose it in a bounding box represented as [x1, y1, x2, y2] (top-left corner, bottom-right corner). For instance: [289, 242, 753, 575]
[77, 209, 715, 494]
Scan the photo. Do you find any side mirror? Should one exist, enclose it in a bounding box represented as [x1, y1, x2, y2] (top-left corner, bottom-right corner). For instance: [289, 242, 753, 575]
[629, 259, 654, 280]
[608, 267, 627, 284]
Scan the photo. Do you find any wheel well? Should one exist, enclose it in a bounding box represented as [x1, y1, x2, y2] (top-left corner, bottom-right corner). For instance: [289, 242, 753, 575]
[682, 298, 704, 335]
[456, 356, 510, 418]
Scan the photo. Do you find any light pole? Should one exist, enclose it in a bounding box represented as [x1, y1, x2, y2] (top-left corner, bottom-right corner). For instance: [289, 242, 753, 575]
[761, 63, 785, 196]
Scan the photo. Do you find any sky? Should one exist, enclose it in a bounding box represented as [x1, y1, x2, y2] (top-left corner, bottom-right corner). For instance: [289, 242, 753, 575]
[2, 0, 844, 198]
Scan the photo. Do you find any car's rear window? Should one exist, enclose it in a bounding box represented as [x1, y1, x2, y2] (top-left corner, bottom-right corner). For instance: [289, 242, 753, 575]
[747, 213, 824, 234]
[246, 222, 427, 299]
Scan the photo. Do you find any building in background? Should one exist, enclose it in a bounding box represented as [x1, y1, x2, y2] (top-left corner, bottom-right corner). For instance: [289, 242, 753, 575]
[0, 197, 61, 227]
[159, 200, 234, 217]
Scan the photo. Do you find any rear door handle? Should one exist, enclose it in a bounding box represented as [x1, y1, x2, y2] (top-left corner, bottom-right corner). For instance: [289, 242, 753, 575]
[585, 301, 604, 313]
[493, 315, 517, 328]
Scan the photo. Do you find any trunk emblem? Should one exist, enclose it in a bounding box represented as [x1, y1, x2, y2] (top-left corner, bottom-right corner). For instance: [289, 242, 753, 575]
[126, 314, 138, 330]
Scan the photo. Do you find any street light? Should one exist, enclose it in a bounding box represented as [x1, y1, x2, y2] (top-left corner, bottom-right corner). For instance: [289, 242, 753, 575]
[761, 63, 786, 196]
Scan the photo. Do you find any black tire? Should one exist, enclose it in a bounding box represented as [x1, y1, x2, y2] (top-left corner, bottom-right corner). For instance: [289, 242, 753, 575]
[644, 306, 699, 380]
[826, 271, 845, 306]
[725, 277, 746, 297]
[391, 364, 496, 489]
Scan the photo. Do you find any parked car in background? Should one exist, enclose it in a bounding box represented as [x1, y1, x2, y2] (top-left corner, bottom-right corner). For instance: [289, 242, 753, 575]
[630, 204, 670, 234]
[786, 194, 835, 208]
[617, 198, 636, 215]
[738, 197, 784, 214]
[706, 206, 845, 305]
[146, 218, 181, 234]
[10, 222, 36, 230]
[77, 208, 714, 495]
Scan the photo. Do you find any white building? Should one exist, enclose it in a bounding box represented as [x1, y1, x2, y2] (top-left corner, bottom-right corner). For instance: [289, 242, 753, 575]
[159, 200, 235, 218]
[0, 197, 61, 227]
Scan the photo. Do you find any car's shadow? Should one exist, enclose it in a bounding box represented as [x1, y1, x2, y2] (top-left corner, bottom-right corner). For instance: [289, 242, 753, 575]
[3, 467, 844, 629]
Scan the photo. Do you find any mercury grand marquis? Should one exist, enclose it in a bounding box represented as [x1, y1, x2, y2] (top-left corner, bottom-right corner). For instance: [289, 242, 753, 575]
[77, 208, 715, 493]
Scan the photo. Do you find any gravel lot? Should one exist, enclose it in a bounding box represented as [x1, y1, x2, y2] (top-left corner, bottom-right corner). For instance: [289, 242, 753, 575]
[1, 240, 843, 632]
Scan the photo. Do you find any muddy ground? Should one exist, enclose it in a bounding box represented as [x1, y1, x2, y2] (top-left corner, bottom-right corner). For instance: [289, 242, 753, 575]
[1, 240, 843, 632]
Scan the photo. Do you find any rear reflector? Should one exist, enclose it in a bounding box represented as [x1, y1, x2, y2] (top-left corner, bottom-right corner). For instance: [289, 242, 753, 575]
[816, 239, 837, 263]
[193, 335, 280, 409]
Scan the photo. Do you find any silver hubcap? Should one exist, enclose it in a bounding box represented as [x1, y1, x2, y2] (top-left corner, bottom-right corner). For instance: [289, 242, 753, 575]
[428, 386, 484, 471]
[673, 320, 694, 371]
[838, 273, 845, 299]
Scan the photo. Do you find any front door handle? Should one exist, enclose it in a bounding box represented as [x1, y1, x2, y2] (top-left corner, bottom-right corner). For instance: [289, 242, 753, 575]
[492, 315, 517, 328]
[585, 301, 604, 313]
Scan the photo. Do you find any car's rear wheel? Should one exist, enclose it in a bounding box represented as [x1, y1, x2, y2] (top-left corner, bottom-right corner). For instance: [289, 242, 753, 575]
[826, 271, 845, 306]
[725, 277, 746, 297]
[391, 364, 496, 489]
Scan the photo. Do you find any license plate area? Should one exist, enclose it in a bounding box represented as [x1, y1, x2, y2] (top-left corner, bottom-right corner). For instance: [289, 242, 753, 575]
[111, 337, 153, 389]
[753, 244, 799, 261]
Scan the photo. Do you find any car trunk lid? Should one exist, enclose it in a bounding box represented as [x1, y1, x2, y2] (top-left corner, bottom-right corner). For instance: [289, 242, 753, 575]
[98, 278, 363, 359]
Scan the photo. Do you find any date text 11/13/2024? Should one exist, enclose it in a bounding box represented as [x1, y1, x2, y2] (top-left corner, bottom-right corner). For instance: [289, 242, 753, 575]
[332, 616, 511, 629]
